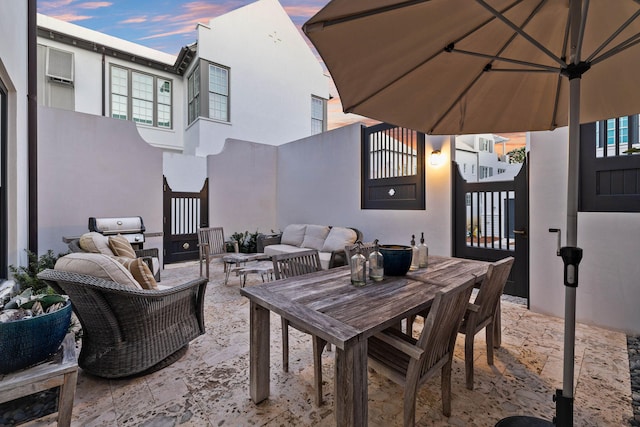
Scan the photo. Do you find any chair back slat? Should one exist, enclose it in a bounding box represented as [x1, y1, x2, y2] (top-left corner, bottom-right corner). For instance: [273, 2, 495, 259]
[198, 227, 226, 256]
[415, 277, 476, 377]
[272, 250, 322, 280]
[473, 257, 514, 323]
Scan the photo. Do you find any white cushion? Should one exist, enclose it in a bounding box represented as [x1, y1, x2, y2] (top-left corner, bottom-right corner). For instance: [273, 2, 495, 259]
[264, 244, 309, 256]
[55, 253, 142, 290]
[280, 224, 307, 246]
[300, 225, 330, 251]
[321, 227, 358, 252]
[318, 252, 332, 270]
[79, 232, 114, 255]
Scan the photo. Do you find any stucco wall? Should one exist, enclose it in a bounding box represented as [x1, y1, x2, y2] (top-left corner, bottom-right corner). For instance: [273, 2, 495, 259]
[0, 1, 29, 269]
[529, 127, 640, 334]
[37, 107, 164, 259]
[207, 139, 278, 236]
[276, 124, 454, 255]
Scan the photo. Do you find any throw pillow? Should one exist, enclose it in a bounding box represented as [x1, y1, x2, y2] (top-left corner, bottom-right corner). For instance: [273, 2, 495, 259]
[54, 253, 142, 290]
[321, 227, 358, 252]
[300, 225, 331, 251]
[116, 257, 157, 290]
[108, 235, 137, 258]
[79, 232, 114, 255]
[280, 224, 307, 246]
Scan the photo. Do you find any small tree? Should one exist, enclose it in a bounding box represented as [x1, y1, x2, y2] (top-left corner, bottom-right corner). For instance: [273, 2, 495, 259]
[9, 250, 65, 294]
[507, 146, 526, 164]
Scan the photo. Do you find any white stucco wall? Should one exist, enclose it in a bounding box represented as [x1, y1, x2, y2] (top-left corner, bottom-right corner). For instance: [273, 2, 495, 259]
[276, 124, 453, 255]
[191, 0, 329, 156]
[529, 127, 640, 334]
[37, 107, 164, 260]
[207, 139, 278, 235]
[0, 2, 29, 269]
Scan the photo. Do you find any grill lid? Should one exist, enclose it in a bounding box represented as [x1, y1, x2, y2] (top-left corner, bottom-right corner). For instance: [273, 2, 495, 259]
[88, 216, 146, 236]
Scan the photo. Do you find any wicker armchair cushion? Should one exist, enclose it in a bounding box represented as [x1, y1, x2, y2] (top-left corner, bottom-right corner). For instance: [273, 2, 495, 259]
[281, 224, 307, 246]
[108, 235, 137, 258]
[79, 232, 114, 255]
[55, 253, 142, 290]
[321, 227, 358, 252]
[300, 225, 330, 251]
[116, 257, 157, 290]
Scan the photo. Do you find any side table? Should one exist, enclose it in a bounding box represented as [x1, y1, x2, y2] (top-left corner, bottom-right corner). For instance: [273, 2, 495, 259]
[222, 253, 271, 285]
[0, 333, 78, 426]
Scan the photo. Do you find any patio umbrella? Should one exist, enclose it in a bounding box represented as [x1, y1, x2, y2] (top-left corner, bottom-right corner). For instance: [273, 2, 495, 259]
[304, 1, 640, 425]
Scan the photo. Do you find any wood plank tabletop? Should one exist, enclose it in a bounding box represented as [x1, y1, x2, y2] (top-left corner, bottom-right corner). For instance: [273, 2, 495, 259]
[240, 255, 490, 349]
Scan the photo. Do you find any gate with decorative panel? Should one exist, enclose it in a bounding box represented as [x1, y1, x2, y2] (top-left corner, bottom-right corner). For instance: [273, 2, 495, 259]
[163, 176, 209, 265]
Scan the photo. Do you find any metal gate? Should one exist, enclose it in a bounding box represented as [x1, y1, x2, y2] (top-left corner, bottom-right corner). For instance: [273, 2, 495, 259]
[453, 160, 529, 299]
[163, 176, 209, 265]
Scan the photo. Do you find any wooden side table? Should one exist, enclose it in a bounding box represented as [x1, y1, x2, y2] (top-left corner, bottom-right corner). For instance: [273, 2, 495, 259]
[0, 333, 78, 426]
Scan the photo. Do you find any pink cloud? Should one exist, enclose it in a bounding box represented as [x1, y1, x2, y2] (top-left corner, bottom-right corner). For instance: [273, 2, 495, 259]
[49, 13, 93, 22]
[120, 16, 147, 24]
[78, 2, 112, 9]
[283, 5, 321, 18]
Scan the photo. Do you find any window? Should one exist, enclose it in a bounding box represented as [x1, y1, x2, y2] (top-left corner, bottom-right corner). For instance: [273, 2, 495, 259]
[498, 168, 506, 174]
[362, 123, 425, 210]
[311, 96, 326, 134]
[463, 163, 467, 173]
[187, 65, 200, 125]
[110, 65, 172, 128]
[595, 115, 638, 157]
[208, 64, 229, 121]
[479, 166, 493, 179]
[479, 137, 493, 153]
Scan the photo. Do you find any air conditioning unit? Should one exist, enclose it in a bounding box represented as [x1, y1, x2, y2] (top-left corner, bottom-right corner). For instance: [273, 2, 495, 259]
[45, 47, 74, 84]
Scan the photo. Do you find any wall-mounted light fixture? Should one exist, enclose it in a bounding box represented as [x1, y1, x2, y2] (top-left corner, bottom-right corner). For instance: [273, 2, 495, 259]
[430, 150, 443, 166]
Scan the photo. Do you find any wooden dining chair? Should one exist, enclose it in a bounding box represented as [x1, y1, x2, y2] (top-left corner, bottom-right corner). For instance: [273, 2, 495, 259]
[197, 227, 229, 280]
[271, 250, 327, 406]
[344, 241, 377, 266]
[367, 277, 476, 426]
[459, 256, 514, 390]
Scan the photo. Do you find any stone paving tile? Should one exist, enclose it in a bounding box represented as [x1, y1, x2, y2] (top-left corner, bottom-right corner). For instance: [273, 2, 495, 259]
[25, 259, 634, 426]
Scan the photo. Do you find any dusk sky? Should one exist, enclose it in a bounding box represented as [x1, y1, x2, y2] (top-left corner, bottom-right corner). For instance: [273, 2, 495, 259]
[36, 0, 525, 143]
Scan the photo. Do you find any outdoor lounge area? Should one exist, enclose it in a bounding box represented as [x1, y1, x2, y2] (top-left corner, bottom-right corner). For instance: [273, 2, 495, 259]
[24, 259, 632, 427]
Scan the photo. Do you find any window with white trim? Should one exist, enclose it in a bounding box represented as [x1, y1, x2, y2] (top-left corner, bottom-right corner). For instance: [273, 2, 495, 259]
[311, 96, 326, 134]
[187, 64, 200, 125]
[110, 65, 172, 128]
[479, 137, 493, 153]
[479, 166, 493, 179]
[208, 64, 229, 121]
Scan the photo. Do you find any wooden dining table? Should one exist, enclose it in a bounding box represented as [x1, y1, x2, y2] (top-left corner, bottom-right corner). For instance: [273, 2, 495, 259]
[239, 255, 491, 427]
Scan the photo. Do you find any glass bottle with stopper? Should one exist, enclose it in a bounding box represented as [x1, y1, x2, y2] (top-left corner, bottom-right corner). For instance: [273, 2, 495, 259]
[410, 235, 419, 271]
[368, 239, 384, 281]
[419, 232, 428, 268]
[350, 241, 367, 286]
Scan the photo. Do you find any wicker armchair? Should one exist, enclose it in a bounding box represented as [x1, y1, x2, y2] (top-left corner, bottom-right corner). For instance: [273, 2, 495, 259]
[67, 238, 161, 281]
[37, 269, 207, 378]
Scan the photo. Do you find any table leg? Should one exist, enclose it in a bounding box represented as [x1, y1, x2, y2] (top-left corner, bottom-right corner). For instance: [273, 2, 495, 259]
[493, 300, 502, 348]
[249, 301, 270, 403]
[334, 336, 368, 427]
[57, 369, 78, 426]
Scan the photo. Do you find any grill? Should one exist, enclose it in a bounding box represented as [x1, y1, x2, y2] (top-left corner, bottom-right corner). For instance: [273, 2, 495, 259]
[88, 216, 146, 249]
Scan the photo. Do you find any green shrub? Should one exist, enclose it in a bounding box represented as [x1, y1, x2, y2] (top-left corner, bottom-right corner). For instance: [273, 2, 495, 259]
[227, 230, 260, 253]
[9, 250, 66, 294]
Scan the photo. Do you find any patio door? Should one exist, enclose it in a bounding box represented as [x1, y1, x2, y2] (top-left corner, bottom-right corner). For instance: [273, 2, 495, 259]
[453, 160, 529, 299]
[0, 80, 6, 279]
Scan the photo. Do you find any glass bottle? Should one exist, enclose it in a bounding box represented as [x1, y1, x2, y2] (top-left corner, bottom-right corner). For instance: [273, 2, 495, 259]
[410, 235, 419, 271]
[350, 241, 367, 286]
[368, 239, 384, 281]
[419, 232, 428, 268]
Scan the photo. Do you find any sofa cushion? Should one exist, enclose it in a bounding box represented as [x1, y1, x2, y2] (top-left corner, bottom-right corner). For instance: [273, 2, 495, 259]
[281, 224, 307, 246]
[300, 225, 330, 251]
[318, 252, 332, 270]
[108, 235, 137, 258]
[79, 232, 114, 256]
[55, 253, 142, 290]
[264, 244, 309, 257]
[321, 227, 358, 253]
[117, 257, 157, 290]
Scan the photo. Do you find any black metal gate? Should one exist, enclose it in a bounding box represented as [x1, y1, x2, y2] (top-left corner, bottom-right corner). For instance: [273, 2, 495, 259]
[453, 160, 529, 299]
[163, 176, 208, 265]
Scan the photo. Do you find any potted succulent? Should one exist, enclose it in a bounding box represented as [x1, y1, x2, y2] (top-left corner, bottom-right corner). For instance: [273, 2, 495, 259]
[0, 250, 72, 374]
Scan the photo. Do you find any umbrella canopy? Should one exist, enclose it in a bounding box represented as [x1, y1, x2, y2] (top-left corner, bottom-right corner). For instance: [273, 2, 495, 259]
[304, 0, 640, 135]
[305, 1, 640, 424]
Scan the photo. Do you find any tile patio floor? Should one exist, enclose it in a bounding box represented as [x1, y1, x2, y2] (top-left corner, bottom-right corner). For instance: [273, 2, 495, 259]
[28, 260, 632, 426]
